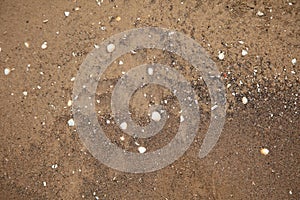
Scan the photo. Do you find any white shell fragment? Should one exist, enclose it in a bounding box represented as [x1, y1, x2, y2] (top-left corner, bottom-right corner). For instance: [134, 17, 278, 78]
[180, 115, 185, 122]
[218, 51, 225, 60]
[147, 67, 154, 75]
[242, 49, 248, 56]
[68, 118, 75, 126]
[4, 68, 10, 75]
[41, 42, 47, 49]
[106, 43, 115, 53]
[24, 42, 30, 48]
[120, 122, 127, 130]
[43, 181, 47, 187]
[138, 146, 146, 154]
[260, 148, 269, 155]
[64, 11, 70, 17]
[291, 58, 297, 65]
[242, 96, 248, 104]
[67, 100, 72, 107]
[23, 91, 28, 96]
[256, 10, 264, 16]
[151, 111, 161, 122]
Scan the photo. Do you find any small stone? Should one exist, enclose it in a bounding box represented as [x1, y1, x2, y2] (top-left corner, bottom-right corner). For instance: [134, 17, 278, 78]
[242, 49, 248, 56]
[67, 100, 72, 107]
[4, 68, 10, 75]
[242, 97, 248, 104]
[120, 136, 125, 141]
[218, 51, 225, 60]
[147, 67, 154, 75]
[180, 115, 184, 122]
[120, 122, 127, 130]
[64, 11, 70, 17]
[118, 60, 123, 65]
[41, 42, 47, 49]
[291, 58, 297, 65]
[260, 148, 269, 155]
[138, 146, 146, 154]
[256, 10, 264, 16]
[23, 91, 28, 96]
[24, 42, 30, 48]
[151, 111, 161, 121]
[106, 43, 115, 53]
[68, 119, 75, 126]
[51, 164, 58, 169]
[116, 16, 121, 21]
[43, 181, 47, 187]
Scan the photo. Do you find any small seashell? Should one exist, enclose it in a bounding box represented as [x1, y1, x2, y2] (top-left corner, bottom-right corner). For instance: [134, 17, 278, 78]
[106, 43, 115, 53]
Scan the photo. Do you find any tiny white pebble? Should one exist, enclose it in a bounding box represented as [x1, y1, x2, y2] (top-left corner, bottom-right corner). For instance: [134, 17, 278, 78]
[23, 91, 28, 96]
[64, 11, 70, 17]
[120, 136, 125, 141]
[120, 122, 127, 130]
[260, 148, 269, 155]
[147, 67, 154, 75]
[291, 58, 297, 65]
[211, 105, 218, 110]
[107, 43, 115, 53]
[24, 42, 30, 48]
[43, 181, 47, 187]
[151, 111, 161, 121]
[218, 51, 225, 60]
[94, 44, 100, 49]
[242, 49, 248, 56]
[289, 190, 292, 195]
[4, 68, 10, 75]
[67, 100, 72, 107]
[256, 10, 264, 16]
[71, 77, 75, 81]
[68, 119, 75, 126]
[238, 40, 244, 44]
[106, 120, 110, 124]
[242, 96, 248, 104]
[138, 146, 146, 154]
[180, 115, 184, 122]
[118, 60, 124, 65]
[41, 42, 47, 49]
[51, 164, 58, 169]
